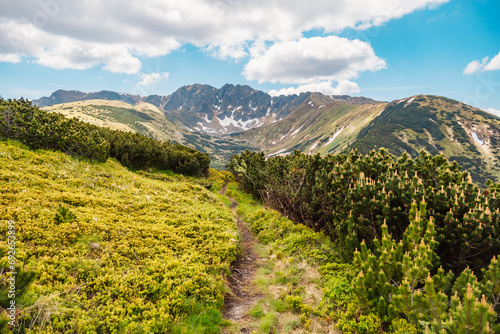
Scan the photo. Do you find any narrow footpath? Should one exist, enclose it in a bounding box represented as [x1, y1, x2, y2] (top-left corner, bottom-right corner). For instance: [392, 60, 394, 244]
[220, 183, 261, 333]
[217, 182, 336, 333]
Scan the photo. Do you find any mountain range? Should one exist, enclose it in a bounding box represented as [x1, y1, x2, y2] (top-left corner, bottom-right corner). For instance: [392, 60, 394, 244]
[34, 85, 379, 135]
[33, 84, 500, 185]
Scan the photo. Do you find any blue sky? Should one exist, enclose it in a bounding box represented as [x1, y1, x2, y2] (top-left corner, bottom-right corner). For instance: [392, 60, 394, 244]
[0, 0, 499, 114]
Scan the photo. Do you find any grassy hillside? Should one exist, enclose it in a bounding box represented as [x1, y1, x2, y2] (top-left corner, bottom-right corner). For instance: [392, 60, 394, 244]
[43, 100, 255, 169]
[43, 100, 182, 141]
[232, 93, 386, 157]
[351, 95, 500, 184]
[0, 140, 238, 333]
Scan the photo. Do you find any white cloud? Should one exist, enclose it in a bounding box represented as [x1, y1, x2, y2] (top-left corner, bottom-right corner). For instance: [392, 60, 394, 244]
[487, 108, 500, 118]
[0, 20, 143, 74]
[244, 36, 386, 84]
[138, 72, 170, 86]
[463, 57, 489, 75]
[269, 80, 360, 96]
[206, 43, 248, 60]
[0, 0, 447, 73]
[0, 54, 21, 63]
[464, 52, 500, 75]
[35, 40, 142, 74]
[484, 52, 500, 71]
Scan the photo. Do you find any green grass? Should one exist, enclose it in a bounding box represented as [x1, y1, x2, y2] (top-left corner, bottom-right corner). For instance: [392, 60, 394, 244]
[249, 303, 265, 319]
[0, 139, 440, 333]
[87, 105, 155, 124]
[226, 183, 425, 333]
[259, 312, 278, 332]
[168, 301, 230, 334]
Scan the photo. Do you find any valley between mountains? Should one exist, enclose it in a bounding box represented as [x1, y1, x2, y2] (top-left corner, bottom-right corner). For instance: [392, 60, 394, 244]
[37, 84, 500, 185]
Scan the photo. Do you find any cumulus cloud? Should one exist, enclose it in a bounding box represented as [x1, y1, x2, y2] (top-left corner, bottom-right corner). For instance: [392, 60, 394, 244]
[484, 52, 500, 71]
[244, 36, 386, 84]
[464, 52, 500, 75]
[269, 80, 360, 96]
[0, 0, 447, 74]
[0, 19, 144, 74]
[205, 43, 248, 60]
[36, 41, 142, 74]
[138, 72, 170, 86]
[463, 57, 490, 75]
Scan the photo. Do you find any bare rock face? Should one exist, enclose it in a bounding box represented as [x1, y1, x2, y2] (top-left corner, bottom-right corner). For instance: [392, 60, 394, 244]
[160, 84, 311, 135]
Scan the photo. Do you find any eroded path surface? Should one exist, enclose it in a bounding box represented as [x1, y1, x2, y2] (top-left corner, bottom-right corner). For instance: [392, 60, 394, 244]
[221, 185, 261, 333]
[219, 183, 336, 333]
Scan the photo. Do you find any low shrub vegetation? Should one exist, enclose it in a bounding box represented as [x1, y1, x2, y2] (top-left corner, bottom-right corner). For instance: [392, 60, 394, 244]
[0, 140, 237, 332]
[0, 98, 209, 176]
[229, 149, 500, 332]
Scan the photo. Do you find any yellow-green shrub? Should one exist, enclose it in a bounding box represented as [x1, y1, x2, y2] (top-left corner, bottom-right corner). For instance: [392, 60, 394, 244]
[0, 140, 238, 333]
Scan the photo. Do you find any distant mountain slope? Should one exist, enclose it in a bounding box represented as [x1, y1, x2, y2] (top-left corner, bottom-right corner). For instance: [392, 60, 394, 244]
[42, 99, 256, 168]
[158, 84, 380, 135]
[160, 84, 308, 135]
[35, 85, 500, 184]
[231, 93, 386, 156]
[350, 95, 500, 185]
[34, 84, 382, 135]
[43, 99, 177, 136]
[33, 89, 143, 107]
[238, 93, 500, 184]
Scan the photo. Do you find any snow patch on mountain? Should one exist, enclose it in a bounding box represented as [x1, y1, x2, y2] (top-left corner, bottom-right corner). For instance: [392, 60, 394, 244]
[326, 128, 344, 145]
[196, 122, 212, 133]
[268, 148, 288, 157]
[471, 131, 484, 145]
[290, 125, 304, 137]
[404, 97, 415, 108]
[217, 115, 259, 131]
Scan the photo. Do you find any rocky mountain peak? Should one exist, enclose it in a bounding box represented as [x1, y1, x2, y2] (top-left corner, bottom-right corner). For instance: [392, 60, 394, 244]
[160, 84, 311, 135]
[31, 84, 380, 135]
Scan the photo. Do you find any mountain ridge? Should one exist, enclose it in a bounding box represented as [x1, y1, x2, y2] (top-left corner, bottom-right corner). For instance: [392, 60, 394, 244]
[33, 84, 500, 184]
[33, 84, 381, 135]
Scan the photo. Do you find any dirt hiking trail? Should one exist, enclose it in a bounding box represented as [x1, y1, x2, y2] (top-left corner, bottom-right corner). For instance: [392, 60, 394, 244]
[220, 184, 261, 333]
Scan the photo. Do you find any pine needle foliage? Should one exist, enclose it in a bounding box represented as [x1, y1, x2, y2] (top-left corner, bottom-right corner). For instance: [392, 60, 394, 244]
[228, 148, 500, 331]
[228, 149, 500, 276]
